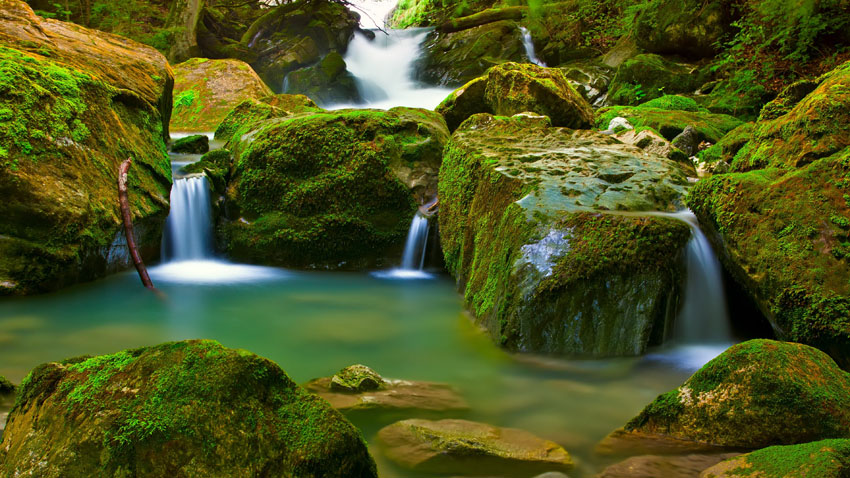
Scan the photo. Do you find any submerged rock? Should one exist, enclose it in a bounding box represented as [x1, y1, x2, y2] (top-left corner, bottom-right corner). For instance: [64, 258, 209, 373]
[170, 134, 210, 154]
[0, 340, 378, 477]
[170, 57, 273, 132]
[437, 62, 594, 131]
[599, 453, 740, 478]
[622, 340, 850, 449]
[699, 439, 850, 478]
[377, 418, 573, 475]
[0, 0, 172, 295]
[438, 113, 692, 357]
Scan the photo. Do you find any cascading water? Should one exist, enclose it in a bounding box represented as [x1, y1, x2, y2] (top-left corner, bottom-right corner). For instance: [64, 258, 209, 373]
[520, 27, 546, 67]
[400, 213, 430, 270]
[162, 176, 213, 261]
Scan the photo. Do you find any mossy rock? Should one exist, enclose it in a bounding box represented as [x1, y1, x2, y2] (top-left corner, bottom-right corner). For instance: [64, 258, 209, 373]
[181, 149, 231, 195]
[438, 113, 692, 356]
[596, 104, 743, 144]
[696, 122, 754, 166]
[0, 340, 378, 477]
[437, 62, 594, 131]
[630, 0, 734, 59]
[0, 1, 173, 295]
[607, 54, 707, 106]
[0, 376, 13, 395]
[416, 20, 527, 87]
[170, 57, 273, 132]
[329, 364, 386, 393]
[559, 59, 616, 106]
[221, 107, 449, 269]
[213, 94, 321, 146]
[700, 439, 850, 478]
[625, 340, 850, 448]
[284, 52, 360, 106]
[390, 0, 503, 28]
[171, 134, 210, 154]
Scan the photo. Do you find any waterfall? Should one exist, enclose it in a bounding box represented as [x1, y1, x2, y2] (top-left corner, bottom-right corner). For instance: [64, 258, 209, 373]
[520, 27, 546, 67]
[162, 176, 213, 261]
[328, 28, 452, 110]
[401, 213, 430, 270]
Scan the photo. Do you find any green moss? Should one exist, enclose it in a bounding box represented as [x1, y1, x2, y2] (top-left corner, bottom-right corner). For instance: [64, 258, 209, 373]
[607, 54, 707, 106]
[718, 439, 850, 477]
[596, 104, 743, 143]
[641, 95, 707, 112]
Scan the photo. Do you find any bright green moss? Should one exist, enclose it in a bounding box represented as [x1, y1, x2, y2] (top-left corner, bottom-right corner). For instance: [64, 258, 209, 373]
[717, 439, 850, 477]
[596, 104, 743, 143]
[641, 95, 707, 112]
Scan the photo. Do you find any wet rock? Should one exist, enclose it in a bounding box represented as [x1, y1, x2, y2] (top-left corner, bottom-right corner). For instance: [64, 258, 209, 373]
[599, 453, 740, 478]
[671, 126, 700, 157]
[171, 57, 273, 132]
[171, 134, 210, 154]
[283, 52, 360, 106]
[377, 418, 573, 475]
[438, 113, 692, 356]
[622, 340, 850, 449]
[0, 0, 173, 295]
[699, 439, 850, 478]
[437, 62, 594, 131]
[0, 340, 378, 477]
[596, 103, 743, 145]
[614, 129, 692, 171]
[560, 59, 615, 106]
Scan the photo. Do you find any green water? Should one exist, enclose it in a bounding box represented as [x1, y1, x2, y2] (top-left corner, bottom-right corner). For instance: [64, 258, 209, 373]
[0, 264, 718, 477]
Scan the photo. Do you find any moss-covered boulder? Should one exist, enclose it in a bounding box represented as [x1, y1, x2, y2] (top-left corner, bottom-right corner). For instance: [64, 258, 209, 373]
[687, 62, 850, 367]
[631, 0, 735, 59]
[624, 340, 850, 449]
[695, 122, 754, 169]
[283, 52, 360, 106]
[329, 364, 386, 392]
[0, 340, 378, 477]
[0, 376, 13, 396]
[416, 20, 527, 86]
[560, 59, 616, 106]
[219, 107, 450, 269]
[607, 54, 707, 106]
[0, 0, 173, 295]
[171, 57, 272, 132]
[170, 134, 210, 154]
[439, 113, 693, 356]
[700, 439, 850, 478]
[213, 94, 322, 144]
[597, 103, 743, 145]
[377, 418, 573, 475]
[437, 62, 594, 131]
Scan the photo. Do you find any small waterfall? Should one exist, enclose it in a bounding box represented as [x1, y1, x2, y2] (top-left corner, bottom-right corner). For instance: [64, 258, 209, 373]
[520, 27, 546, 67]
[401, 213, 430, 270]
[162, 175, 213, 261]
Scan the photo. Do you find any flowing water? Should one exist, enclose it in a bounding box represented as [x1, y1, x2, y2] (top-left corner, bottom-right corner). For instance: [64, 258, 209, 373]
[520, 27, 547, 67]
[372, 213, 433, 280]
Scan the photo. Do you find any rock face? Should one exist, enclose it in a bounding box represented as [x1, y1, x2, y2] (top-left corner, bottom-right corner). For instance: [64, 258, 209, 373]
[0, 340, 378, 477]
[624, 340, 850, 449]
[171, 58, 273, 132]
[437, 62, 595, 131]
[438, 113, 692, 357]
[699, 439, 850, 478]
[631, 0, 734, 59]
[377, 419, 573, 475]
[0, 0, 173, 295]
[687, 61, 850, 368]
[304, 365, 468, 413]
[218, 106, 449, 269]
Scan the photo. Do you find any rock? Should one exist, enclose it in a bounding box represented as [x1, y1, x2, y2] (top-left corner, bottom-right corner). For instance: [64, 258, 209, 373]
[166, 0, 205, 63]
[559, 59, 615, 106]
[213, 94, 321, 144]
[304, 368, 468, 413]
[0, 376, 13, 395]
[687, 61, 850, 367]
[181, 149, 231, 195]
[532, 473, 570, 478]
[437, 62, 594, 131]
[695, 123, 753, 167]
[671, 126, 700, 157]
[599, 453, 740, 478]
[170, 134, 210, 154]
[416, 20, 527, 87]
[283, 52, 360, 106]
[631, 0, 734, 59]
[623, 340, 850, 449]
[614, 129, 691, 169]
[377, 419, 573, 475]
[607, 117, 634, 131]
[596, 104, 743, 145]
[438, 113, 693, 356]
[219, 107, 449, 269]
[171, 58, 273, 132]
[699, 439, 850, 478]
[0, 0, 173, 295]
[0, 340, 378, 477]
[607, 54, 706, 106]
[641, 95, 707, 112]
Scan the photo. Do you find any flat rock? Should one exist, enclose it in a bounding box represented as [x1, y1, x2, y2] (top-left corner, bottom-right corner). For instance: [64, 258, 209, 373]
[598, 452, 739, 478]
[304, 375, 467, 413]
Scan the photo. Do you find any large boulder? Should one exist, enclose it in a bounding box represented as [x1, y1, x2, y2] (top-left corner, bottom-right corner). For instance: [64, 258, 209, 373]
[699, 439, 850, 478]
[377, 419, 573, 475]
[0, 340, 378, 477]
[631, 0, 735, 59]
[606, 54, 708, 106]
[213, 94, 322, 144]
[171, 57, 273, 132]
[623, 340, 850, 449]
[687, 62, 850, 368]
[219, 107, 450, 269]
[283, 52, 360, 106]
[436, 62, 594, 131]
[438, 113, 693, 357]
[0, 0, 173, 295]
[597, 101, 744, 146]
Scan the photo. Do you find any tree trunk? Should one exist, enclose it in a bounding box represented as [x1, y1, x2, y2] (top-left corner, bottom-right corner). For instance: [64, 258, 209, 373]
[118, 158, 156, 291]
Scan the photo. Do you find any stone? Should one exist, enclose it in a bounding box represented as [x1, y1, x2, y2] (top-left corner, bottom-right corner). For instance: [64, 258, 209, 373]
[596, 104, 743, 145]
[671, 125, 700, 157]
[377, 419, 573, 475]
[329, 364, 386, 392]
[438, 113, 693, 357]
[170, 134, 210, 154]
[623, 340, 850, 449]
[0, 340, 378, 477]
[437, 62, 594, 131]
[283, 52, 360, 106]
[614, 129, 692, 170]
[0, 0, 172, 295]
[599, 453, 740, 478]
[699, 439, 850, 478]
[213, 94, 321, 144]
[170, 58, 273, 132]
[0, 376, 13, 395]
[631, 0, 734, 59]
[559, 59, 615, 106]
[606, 54, 706, 106]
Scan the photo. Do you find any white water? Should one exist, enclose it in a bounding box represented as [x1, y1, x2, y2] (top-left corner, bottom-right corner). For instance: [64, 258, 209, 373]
[520, 26, 546, 67]
[346, 0, 396, 29]
[373, 213, 433, 280]
[328, 29, 452, 110]
[162, 176, 213, 261]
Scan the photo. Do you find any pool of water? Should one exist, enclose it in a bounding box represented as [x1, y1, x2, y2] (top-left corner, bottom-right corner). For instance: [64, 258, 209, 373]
[0, 263, 725, 477]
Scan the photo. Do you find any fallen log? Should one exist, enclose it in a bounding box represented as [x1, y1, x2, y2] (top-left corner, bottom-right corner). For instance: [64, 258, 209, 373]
[118, 158, 156, 291]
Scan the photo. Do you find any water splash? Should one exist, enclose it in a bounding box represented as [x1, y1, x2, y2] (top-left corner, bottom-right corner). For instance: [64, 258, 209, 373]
[520, 26, 546, 67]
[373, 213, 433, 280]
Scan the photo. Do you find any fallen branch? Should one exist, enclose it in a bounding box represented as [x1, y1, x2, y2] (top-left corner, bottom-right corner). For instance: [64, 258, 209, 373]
[118, 158, 157, 291]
